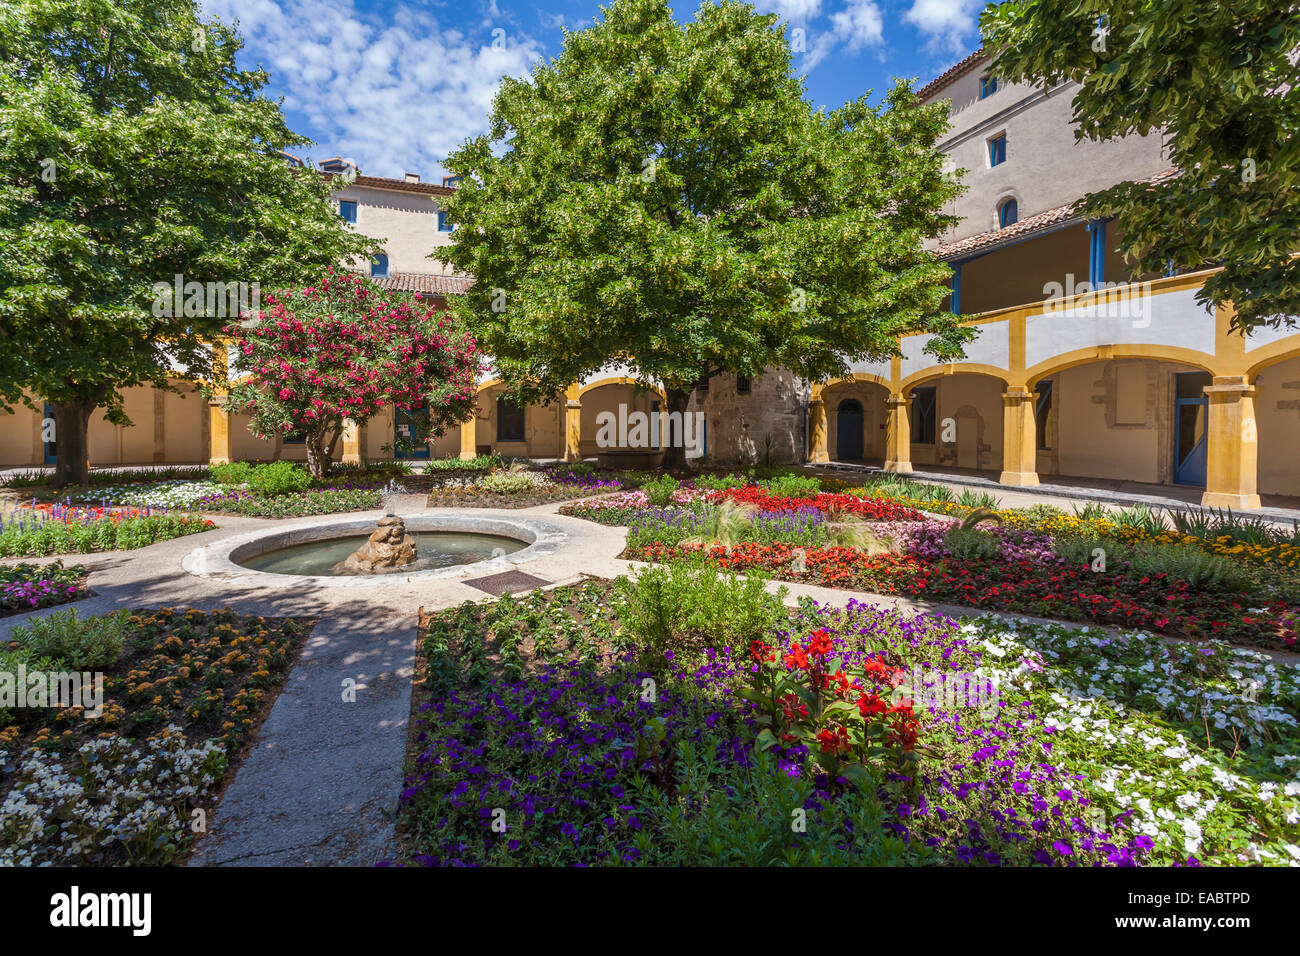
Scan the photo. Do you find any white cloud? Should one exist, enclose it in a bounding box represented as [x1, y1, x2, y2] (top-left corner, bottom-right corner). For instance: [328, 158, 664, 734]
[902, 0, 982, 55]
[829, 0, 884, 52]
[755, 0, 823, 23]
[202, 0, 544, 179]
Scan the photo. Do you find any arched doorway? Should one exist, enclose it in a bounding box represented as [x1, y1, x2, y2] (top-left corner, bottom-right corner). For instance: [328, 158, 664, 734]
[836, 399, 864, 460]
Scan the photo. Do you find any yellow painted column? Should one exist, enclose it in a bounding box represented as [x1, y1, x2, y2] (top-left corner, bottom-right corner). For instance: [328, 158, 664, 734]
[807, 385, 829, 463]
[1202, 375, 1261, 510]
[208, 342, 233, 466]
[564, 383, 582, 462]
[341, 418, 363, 465]
[999, 386, 1040, 487]
[883, 394, 912, 474]
[459, 410, 478, 460]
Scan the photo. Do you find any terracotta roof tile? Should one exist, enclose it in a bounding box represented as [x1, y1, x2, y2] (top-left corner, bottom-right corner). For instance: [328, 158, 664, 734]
[936, 168, 1181, 260]
[366, 272, 475, 295]
[916, 49, 989, 102]
[324, 171, 456, 197]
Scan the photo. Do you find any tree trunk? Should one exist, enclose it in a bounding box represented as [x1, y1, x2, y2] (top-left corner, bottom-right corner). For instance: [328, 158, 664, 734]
[660, 386, 692, 472]
[304, 427, 331, 480]
[49, 399, 97, 489]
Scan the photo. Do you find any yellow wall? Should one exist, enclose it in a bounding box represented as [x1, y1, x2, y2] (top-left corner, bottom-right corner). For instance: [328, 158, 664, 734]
[1257, 354, 1300, 497]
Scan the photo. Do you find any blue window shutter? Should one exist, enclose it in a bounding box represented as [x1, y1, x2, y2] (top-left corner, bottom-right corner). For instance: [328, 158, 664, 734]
[371, 254, 388, 278]
[339, 200, 357, 223]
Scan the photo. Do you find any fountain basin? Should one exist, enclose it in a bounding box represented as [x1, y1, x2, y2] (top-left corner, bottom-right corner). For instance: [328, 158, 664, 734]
[182, 513, 569, 589]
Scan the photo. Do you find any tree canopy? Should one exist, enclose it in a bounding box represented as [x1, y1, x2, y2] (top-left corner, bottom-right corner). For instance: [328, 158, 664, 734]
[438, 0, 970, 463]
[0, 0, 377, 485]
[981, 0, 1300, 334]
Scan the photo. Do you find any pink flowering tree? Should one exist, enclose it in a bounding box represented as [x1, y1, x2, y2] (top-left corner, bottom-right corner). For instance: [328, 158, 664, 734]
[220, 271, 480, 478]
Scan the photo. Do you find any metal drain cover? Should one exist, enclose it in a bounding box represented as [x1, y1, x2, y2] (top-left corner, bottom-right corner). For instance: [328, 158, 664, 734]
[463, 569, 551, 596]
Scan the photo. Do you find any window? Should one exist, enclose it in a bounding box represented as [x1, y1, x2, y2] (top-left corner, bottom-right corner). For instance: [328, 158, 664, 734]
[979, 75, 998, 98]
[987, 134, 1008, 167]
[497, 396, 525, 442]
[442, 175, 462, 188]
[736, 374, 751, 395]
[338, 200, 357, 223]
[998, 198, 1018, 228]
[910, 386, 937, 445]
[437, 211, 454, 232]
[371, 254, 388, 278]
[1035, 381, 1053, 450]
[283, 429, 306, 445]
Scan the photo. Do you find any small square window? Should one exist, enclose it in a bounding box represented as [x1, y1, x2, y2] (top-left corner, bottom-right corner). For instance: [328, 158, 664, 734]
[371, 254, 389, 278]
[437, 211, 454, 232]
[736, 375, 751, 395]
[989, 135, 1007, 167]
[497, 397, 525, 442]
[979, 75, 999, 99]
[339, 200, 357, 223]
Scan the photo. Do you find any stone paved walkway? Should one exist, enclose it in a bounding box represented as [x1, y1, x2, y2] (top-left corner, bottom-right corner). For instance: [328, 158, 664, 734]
[2, 495, 1294, 865]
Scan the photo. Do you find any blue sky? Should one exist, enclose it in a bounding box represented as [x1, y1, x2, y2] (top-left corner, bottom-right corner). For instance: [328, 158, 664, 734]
[202, 0, 983, 180]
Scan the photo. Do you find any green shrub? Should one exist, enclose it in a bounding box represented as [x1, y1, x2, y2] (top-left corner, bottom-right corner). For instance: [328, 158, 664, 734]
[692, 472, 745, 492]
[943, 527, 1001, 562]
[0, 647, 63, 724]
[1112, 503, 1168, 536]
[612, 560, 787, 668]
[1053, 535, 1133, 569]
[211, 461, 253, 486]
[643, 474, 681, 507]
[246, 461, 312, 496]
[11, 609, 128, 670]
[479, 471, 538, 494]
[425, 454, 504, 472]
[761, 473, 821, 498]
[1128, 543, 1254, 592]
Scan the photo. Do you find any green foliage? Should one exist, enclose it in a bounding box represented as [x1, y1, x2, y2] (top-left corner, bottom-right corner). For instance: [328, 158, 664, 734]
[440, 0, 972, 428]
[1053, 535, 1131, 568]
[1111, 503, 1168, 537]
[761, 473, 821, 498]
[943, 526, 1000, 562]
[425, 454, 505, 473]
[959, 507, 1003, 531]
[479, 470, 538, 494]
[642, 474, 681, 507]
[1128, 544, 1254, 593]
[211, 461, 254, 486]
[244, 461, 312, 497]
[0, 512, 210, 556]
[980, 0, 1300, 333]
[0, 0, 378, 486]
[612, 559, 788, 669]
[692, 472, 746, 492]
[11, 608, 128, 669]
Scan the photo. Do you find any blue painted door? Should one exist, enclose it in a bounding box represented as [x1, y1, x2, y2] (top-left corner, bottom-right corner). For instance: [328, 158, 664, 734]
[836, 399, 863, 460]
[1173, 373, 1209, 486]
[394, 406, 431, 459]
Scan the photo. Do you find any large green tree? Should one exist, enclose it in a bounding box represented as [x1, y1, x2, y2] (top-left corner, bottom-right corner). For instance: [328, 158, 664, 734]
[0, 0, 377, 486]
[981, 0, 1300, 334]
[439, 0, 970, 467]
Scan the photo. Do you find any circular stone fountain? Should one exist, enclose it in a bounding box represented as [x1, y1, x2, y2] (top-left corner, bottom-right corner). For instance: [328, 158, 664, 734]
[182, 513, 569, 589]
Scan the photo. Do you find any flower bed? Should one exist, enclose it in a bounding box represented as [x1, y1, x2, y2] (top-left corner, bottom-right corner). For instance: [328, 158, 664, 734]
[422, 465, 629, 509]
[0, 562, 89, 617]
[0, 607, 311, 865]
[630, 541, 1296, 649]
[395, 577, 1299, 866]
[0, 502, 214, 556]
[709, 486, 924, 522]
[193, 483, 385, 517]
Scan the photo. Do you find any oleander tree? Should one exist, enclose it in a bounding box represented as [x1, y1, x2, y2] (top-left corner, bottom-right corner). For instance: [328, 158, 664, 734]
[980, 0, 1300, 333]
[0, 0, 377, 487]
[438, 0, 971, 468]
[222, 271, 480, 478]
